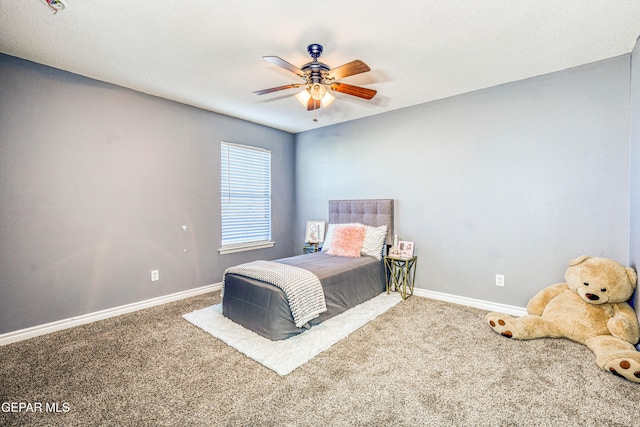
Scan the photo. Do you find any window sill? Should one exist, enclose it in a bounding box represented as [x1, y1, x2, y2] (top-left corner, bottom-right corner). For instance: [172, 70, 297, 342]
[218, 241, 276, 255]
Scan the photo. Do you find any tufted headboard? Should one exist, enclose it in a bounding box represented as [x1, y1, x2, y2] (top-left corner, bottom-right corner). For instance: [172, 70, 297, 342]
[328, 199, 394, 245]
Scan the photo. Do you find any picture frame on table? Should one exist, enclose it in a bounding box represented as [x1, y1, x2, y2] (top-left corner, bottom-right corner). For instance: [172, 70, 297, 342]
[305, 220, 326, 244]
[398, 241, 414, 258]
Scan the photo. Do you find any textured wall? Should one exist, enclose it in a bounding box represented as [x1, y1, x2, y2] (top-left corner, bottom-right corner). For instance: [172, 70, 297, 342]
[630, 38, 640, 320]
[296, 55, 631, 308]
[0, 54, 295, 334]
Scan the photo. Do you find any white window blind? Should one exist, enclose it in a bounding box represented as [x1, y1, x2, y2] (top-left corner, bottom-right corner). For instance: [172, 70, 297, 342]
[220, 141, 273, 253]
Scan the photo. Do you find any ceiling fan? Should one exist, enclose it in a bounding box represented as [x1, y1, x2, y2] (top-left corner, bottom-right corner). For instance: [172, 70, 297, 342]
[253, 44, 377, 111]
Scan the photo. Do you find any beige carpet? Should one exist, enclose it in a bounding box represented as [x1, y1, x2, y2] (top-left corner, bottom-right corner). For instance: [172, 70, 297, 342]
[1, 290, 640, 426]
[182, 293, 402, 375]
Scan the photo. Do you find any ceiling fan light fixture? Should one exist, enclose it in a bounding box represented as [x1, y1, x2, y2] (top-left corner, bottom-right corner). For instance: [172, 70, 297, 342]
[321, 91, 335, 108]
[295, 89, 311, 106]
[309, 83, 326, 101]
[296, 84, 336, 108]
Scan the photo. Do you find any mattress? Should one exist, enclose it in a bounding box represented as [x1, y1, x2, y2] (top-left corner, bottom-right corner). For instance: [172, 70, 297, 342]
[222, 251, 385, 340]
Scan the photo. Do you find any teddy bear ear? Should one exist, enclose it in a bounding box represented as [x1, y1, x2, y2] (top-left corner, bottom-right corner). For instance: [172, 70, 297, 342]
[568, 255, 590, 266]
[625, 267, 638, 287]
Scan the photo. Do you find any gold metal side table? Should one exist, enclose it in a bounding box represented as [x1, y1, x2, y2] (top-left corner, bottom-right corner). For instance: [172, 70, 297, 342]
[384, 255, 417, 300]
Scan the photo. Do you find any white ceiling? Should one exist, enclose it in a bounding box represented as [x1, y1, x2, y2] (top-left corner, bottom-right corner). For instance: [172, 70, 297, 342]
[2, 1, 640, 134]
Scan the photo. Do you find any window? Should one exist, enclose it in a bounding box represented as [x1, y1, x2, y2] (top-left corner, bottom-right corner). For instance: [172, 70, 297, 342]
[219, 141, 273, 254]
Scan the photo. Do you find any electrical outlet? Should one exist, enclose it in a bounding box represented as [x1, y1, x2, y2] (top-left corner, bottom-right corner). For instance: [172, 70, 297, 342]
[496, 274, 505, 287]
[151, 270, 159, 282]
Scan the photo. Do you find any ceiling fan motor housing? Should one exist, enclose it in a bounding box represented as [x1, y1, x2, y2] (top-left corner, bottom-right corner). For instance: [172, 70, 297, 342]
[301, 44, 330, 84]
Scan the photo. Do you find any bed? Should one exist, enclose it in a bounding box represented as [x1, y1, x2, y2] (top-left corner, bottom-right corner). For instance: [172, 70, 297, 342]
[222, 199, 394, 340]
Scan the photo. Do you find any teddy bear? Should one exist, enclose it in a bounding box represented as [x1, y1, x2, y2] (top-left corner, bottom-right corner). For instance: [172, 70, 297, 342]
[485, 255, 640, 383]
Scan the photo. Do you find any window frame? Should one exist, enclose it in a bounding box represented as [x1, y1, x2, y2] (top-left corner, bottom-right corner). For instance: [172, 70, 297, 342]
[219, 141, 274, 255]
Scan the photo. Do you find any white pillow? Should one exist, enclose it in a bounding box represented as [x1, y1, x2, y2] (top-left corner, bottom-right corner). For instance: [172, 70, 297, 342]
[360, 224, 388, 261]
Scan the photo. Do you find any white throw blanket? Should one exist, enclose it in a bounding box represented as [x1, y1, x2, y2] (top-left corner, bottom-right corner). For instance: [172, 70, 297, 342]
[222, 260, 327, 328]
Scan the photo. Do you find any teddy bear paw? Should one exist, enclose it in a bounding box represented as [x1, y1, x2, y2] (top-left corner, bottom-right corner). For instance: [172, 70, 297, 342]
[485, 313, 514, 338]
[604, 357, 640, 383]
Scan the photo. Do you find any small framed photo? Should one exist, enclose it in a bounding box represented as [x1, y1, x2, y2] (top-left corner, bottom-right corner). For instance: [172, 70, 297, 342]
[305, 221, 326, 244]
[398, 241, 414, 258]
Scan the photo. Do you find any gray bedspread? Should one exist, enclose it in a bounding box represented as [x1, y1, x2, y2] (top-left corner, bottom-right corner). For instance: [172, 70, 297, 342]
[222, 252, 385, 340]
[223, 260, 326, 327]
[276, 252, 381, 286]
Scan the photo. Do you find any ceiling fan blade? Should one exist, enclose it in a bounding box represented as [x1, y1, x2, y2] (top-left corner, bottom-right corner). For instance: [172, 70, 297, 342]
[263, 56, 305, 76]
[307, 98, 321, 111]
[328, 60, 371, 80]
[329, 83, 377, 100]
[253, 84, 302, 95]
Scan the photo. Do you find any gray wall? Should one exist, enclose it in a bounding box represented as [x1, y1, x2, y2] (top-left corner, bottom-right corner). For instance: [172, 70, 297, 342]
[296, 55, 631, 308]
[631, 37, 640, 319]
[0, 54, 296, 334]
[1, 49, 636, 334]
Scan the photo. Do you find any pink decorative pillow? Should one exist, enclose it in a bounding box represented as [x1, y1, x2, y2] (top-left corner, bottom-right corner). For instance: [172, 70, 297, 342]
[327, 225, 366, 257]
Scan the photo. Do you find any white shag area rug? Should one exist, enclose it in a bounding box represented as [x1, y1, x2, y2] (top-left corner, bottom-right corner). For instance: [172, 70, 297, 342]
[182, 292, 402, 376]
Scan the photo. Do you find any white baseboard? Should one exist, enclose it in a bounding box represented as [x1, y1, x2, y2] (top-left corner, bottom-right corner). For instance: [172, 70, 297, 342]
[0, 282, 222, 346]
[1, 283, 526, 347]
[413, 288, 527, 317]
